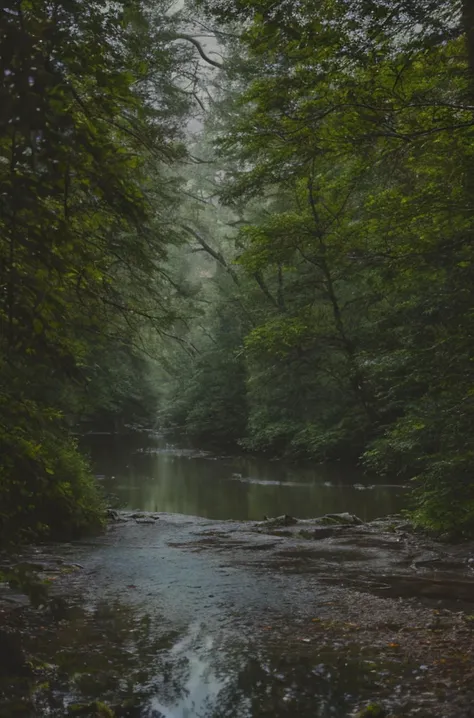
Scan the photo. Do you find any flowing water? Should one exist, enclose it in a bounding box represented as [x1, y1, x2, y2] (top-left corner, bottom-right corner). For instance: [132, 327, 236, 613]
[3, 432, 430, 718]
[87, 432, 408, 522]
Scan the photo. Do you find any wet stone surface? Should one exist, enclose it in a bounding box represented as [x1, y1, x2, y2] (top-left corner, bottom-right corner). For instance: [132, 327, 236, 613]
[1, 511, 474, 717]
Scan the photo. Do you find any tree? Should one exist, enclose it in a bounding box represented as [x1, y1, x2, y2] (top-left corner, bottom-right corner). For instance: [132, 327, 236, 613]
[0, 0, 189, 541]
[185, 0, 474, 534]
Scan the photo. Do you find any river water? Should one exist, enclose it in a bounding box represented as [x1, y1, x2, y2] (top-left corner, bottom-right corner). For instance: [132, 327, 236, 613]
[3, 432, 428, 718]
[87, 432, 408, 521]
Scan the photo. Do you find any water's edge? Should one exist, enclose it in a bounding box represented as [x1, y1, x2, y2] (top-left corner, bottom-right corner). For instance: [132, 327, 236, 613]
[1, 511, 474, 717]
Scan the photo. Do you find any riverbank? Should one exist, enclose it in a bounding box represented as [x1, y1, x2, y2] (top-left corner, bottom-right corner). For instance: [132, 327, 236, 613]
[1, 512, 474, 717]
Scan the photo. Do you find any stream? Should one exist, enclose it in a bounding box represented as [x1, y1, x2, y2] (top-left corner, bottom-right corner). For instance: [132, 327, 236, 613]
[2, 433, 474, 718]
[89, 432, 408, 521]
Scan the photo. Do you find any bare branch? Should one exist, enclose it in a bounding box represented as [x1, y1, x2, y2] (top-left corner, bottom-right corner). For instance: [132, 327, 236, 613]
[170, 34, 224, 69]
[180, 223, 240, 286]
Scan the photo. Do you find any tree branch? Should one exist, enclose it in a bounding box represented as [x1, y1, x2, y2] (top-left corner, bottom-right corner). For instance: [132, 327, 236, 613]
[170, 34, 223, 69]
[180, 224, 240, 285]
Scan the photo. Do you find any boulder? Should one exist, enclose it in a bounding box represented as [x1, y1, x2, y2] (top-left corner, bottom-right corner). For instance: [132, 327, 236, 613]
[318, 512, 364, 525]
[257, 512, 364, 536]
[260, 514, 298, 529]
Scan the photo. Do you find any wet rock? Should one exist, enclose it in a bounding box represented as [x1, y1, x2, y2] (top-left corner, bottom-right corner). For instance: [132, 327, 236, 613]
[370, 517, 413, 534]
[113, 700, 143, 718]
[111, 511, 160, 524]
[49, 596, 71, 621]
[129, 512, 159, 522]
[257, 512, 364, 536]
[106, 509, 119, 521]
[295, 513, 364, 535]
[269, 529, 293, 537]
[0, 629, 31, 675]
[68, 701, 114, 717]
[317, 512, 364, 525]
[298, 527, 345, 540]
[396, 521, 414, 532]
[259, 514, 298, 528]
[355, 704, 387, 718]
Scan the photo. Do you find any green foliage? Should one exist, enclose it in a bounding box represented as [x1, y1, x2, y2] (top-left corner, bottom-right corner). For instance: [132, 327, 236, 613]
[0, 565, 46, 606]
[159, 298, 248, 445]
[0, 0, 190, 542]
[5, 0, 470, 539]
[162, 0, 474, 535]
[68, 702, 115, 717]
[355, 705, 386, 718]
[79, 342, 161, 431]
[0, 386, 105, 541]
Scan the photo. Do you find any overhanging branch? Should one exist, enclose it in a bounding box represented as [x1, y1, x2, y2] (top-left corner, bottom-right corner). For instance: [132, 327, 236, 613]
[171, 34, 223, 69]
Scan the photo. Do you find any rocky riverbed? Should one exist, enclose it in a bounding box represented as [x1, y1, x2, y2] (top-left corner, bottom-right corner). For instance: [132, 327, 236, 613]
[1, 512, 474, 717]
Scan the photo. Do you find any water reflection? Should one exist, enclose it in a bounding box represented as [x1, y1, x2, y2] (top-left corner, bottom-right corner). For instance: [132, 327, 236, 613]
[85, 433, 407, 521]
[14, 600, 403, 718]
[150, 625, 230, 718]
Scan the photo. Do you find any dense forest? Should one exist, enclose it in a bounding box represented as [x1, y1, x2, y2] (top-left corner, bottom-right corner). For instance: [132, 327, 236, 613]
[1, 0, 474, 541]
